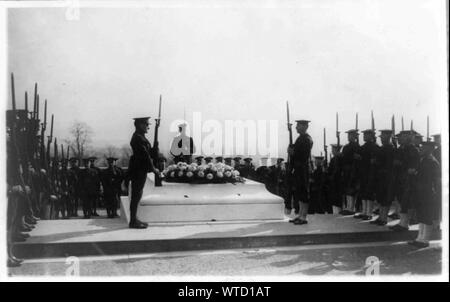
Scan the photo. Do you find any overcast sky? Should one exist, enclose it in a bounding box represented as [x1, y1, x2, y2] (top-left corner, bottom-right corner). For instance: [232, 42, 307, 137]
[7, 0, 447, 161]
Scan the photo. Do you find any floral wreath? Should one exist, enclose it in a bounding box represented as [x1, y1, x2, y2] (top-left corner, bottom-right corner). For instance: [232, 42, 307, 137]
[162, 162, 245, 184]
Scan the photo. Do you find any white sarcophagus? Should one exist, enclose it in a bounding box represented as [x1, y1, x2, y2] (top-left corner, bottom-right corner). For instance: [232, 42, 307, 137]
[120, 174, 285, 223]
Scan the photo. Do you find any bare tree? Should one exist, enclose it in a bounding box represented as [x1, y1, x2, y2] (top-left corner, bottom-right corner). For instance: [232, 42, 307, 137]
[66, 121, 93, 161]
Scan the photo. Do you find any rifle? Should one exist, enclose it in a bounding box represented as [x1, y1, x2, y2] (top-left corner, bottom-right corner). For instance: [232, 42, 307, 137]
[371, 110, 375, 131]
[336, 112, 340, 147]
[426, 116, 430, 141]
[355, 113, 359, 144]
[323, 128, 328, 168]
[391, 115, 397, 148]
[46, 114, 54, 170]
[401, 116, 404, 131]
[153, 95, 162, 186]
[286, 101, 294, 174]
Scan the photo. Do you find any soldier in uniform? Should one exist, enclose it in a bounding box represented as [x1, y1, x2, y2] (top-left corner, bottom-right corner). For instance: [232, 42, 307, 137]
[57, 159, 70, 219]
[354, 129, 379, 220]
[288, 120, 313, 225]
[233, 157, 242, 170]
[389, 130, 420, 232]
[128, 117, 159, 229]
[88, 157, 101, 216]
[67, 157, 80, 217]
[432, 134, 441, 164]
[195, 156, 204, 166]
[327, 144, 344, 214]
[170, 123, 195, 164]
[413, 132, 423, 148]
[340, 129, 361, 215]
[309, 156, 330, 214]
[408, 141, 440, 248]
[224, 157, 233, 166]
[255, 157, 270, 186]
[273, 158, 286, 197]
[82, 157, 101, 218]
[239, 157, 255, 179]
[371, 130, 396, 225]
[101, 157, 124, 218]
[431, 134, 441, 230]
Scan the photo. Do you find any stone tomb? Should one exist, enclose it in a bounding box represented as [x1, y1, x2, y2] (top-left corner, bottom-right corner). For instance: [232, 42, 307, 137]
[120, 174, 285, 223]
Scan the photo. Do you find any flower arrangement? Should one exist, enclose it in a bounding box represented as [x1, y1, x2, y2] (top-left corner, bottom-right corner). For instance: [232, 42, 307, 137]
[162, 162, 244, 184]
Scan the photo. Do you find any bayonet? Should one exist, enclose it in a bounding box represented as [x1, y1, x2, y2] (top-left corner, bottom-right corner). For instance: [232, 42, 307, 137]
[371, 110, 375, 131]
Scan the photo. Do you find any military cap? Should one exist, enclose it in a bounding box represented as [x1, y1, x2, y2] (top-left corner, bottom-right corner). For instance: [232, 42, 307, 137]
[362, 129, 376, 134]
[133, 117, 151, 124]
[224, 157, 232, 161]
[277, 158, 284, 162]
[88, 156, 97, 161]
[414, 133, 423, 138]
[106, 157, 118, 161]
[204, 156, 213, 161]
[398, 130, 414, 136]
[233, 156, 242, 161]
[215, 156, 223, 161]
[295, 120, 310, 125]
[69, 157, 78, 162]
[378, 129, 393, 135]
[345, 129, 359, 134]
[195, 156, 204, 160]
[243, 157, 253, 162]
[432, 134, 441, 139]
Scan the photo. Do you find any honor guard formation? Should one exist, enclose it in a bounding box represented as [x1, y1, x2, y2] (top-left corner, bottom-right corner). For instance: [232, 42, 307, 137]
[6, 75, 442, 267]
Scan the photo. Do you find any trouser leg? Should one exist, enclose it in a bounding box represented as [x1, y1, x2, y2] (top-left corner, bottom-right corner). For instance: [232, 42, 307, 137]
[130, 175, 146, 223]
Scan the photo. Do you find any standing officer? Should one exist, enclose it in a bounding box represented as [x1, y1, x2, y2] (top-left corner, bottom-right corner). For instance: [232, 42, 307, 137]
[355, 129, 379, 220]
[327, 144, 344, 214]
[372, 130, 396, 225]
[288, 120, 313, 225]
[431, 134, 441, 164]
[233, 157, 242, 170]
[101, 157, 124, 218]
[170, 123, 195, 164]
[224, 157, 233, 166]
[341, 129, 361, 215]
[408, 141, 440, 247]
[67, 157, 80, 217]
[390, 130, 420, 232]
[240, 157, 255, 179]
[88, 157, 101, 216]
[128, 117, 159, 229]
[195, 156, 204, 166]
[82, 157, 101, 218]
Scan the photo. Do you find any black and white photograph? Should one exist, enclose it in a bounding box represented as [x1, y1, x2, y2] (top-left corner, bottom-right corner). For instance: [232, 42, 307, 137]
[0, 0, 448, 282]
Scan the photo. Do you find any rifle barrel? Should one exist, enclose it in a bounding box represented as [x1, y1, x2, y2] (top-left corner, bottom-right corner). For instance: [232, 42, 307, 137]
[11, 73, 16, 111]
[50, 114, 54, 138]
